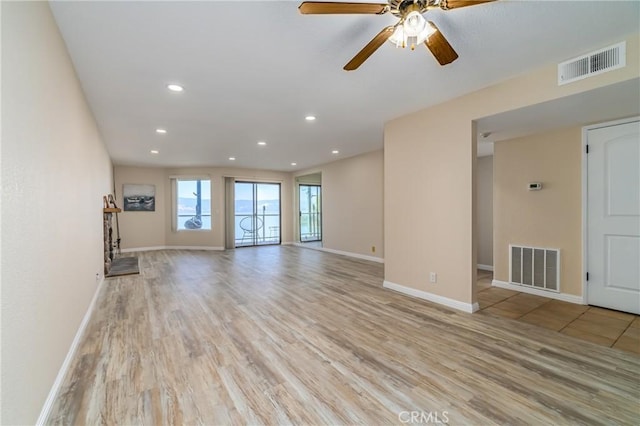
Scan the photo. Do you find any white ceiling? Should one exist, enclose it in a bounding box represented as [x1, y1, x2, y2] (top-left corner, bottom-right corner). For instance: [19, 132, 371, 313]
[49, 0, 640, 171]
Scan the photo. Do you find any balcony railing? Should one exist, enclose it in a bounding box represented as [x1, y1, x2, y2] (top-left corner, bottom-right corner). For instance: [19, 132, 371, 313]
[234, 213, 280, 246]
[300, 212, 321, 242]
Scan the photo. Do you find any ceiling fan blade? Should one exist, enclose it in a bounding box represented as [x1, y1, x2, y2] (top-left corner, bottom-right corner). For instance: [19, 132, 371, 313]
[439, 0, 495, 10]
[344, 26, 395, 71]
[299, 2, 388, 14]
[424, 22, 458, 65]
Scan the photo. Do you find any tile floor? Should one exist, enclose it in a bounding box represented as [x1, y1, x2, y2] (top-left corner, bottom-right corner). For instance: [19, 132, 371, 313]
[477, 270, 640, 355]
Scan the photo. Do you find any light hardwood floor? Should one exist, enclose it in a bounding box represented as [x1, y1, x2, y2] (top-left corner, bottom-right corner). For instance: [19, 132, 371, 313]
[48, 247, 640, 425]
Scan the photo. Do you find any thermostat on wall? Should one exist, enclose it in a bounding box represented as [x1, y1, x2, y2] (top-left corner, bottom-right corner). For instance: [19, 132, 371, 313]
[528, 182, 542, 191]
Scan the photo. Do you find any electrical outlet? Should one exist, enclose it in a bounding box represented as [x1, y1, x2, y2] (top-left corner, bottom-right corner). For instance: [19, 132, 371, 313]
[95, 273, 100, 282]
[371, 246, 376, 253]
[429, 272, 437, 283]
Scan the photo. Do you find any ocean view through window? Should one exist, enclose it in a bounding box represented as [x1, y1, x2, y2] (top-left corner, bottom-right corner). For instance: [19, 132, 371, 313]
[176, 179, 211, 230]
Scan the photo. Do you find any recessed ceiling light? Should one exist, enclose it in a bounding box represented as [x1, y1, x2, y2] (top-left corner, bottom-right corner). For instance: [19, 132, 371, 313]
[229, 157, 236, 161]
[150, 150, 159, 154]
[332, 150, 339, 154]
[305, 115, 316, 121]
[167, 84, 184, 92]
[291, 162, 297, 166]
[156, 128, 167, 134]
[257, 141, 267, 146]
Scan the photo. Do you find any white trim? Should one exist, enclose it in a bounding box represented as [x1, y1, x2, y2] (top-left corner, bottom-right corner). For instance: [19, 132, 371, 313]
[37, 276, 106, 425]
[581, 116, 640, 306]
[492, 279, 585, 305]
[120, 245, 224, 253]
[120, 246, 166, 253]
[582, 123, 589, 305]
[292, 242, 319, 250]
[383, 280, 479, 313]
[477, 264, 494, 272]
[582, 116, 640, 132]
[222, 175, 284, 183]
[320, 247, 384, 263]
[166, 246, 224, 251]
[293, 243, 384, 263]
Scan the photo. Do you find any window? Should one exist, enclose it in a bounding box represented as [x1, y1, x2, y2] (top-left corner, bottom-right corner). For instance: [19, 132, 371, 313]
[176, 179, 211, 230]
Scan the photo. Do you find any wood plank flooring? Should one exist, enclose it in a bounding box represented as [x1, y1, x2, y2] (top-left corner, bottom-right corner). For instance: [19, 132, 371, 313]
[48, 247, 640, 425]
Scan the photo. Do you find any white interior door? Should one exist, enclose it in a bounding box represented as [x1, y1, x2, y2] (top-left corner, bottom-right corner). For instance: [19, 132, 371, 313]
[586, 119, 640, 314]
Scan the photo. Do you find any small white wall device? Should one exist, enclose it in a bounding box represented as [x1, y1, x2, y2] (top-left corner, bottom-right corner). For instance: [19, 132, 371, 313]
[528, 182, 543, 191]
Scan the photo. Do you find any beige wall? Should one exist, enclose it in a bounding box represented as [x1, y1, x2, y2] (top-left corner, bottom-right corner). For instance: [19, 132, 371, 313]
[114, 167, 167, 249]
[114, 166, 293, 249]
[1, 2, 113, 423]
[385, 33, 639, 307]
[477, 156, 493, 267]
[494, 127, 582, 296]
[296, 173, 321, 184]
[385, 115, 476, 304]
[295, 150, 384, 260]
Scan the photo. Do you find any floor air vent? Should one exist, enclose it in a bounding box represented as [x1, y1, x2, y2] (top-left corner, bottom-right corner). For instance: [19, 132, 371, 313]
[509, 245, 560, 292]
[558, 41, 625, 85]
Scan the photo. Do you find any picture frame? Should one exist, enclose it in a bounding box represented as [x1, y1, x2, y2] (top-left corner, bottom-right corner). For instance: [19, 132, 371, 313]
[123, 184, 155, 212]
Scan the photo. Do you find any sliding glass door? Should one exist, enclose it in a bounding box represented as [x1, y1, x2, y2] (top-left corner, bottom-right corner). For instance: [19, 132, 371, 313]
[235, 182, 281, 247]
[299, 184, 322, 242]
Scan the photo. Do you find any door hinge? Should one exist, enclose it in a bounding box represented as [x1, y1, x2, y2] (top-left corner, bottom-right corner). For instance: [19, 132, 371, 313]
[585, 144, 589, 154]
[586, 272, 590, 281]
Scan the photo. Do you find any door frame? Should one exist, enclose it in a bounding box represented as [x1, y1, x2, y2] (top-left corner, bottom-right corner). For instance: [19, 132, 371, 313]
[234, 181, 282, 247]
[581, 116, 640, 305]
[299, 184, 322, 243]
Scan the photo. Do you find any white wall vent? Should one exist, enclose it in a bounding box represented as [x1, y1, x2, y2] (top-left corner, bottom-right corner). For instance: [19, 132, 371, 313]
[509, 245, 560, 292]
[558, 41, 626, 85]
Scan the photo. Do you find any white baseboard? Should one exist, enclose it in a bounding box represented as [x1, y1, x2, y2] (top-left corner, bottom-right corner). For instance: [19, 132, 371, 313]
[120, 245, 224, 253]
[37, 276, 106, 425]
[293, 243, 384, 264]
[292, 242, 315, 248]
[492, 279, 585, 304]
[321, 247, 384, 263]
[383, 280, 479, 313]
[477, 264, 494, 272]
[167, 246, 225, 251]
[120, 245, 166, 253]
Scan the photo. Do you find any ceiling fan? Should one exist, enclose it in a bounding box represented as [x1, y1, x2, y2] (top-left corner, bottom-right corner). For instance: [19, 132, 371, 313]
[299, 0, 494, 70]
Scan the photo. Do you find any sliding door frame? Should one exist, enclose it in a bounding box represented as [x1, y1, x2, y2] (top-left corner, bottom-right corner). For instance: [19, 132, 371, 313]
[235, 181, 282, 247]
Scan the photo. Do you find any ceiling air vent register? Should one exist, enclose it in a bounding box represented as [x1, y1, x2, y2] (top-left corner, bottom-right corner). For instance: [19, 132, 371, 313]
[558, 41, 626, 86]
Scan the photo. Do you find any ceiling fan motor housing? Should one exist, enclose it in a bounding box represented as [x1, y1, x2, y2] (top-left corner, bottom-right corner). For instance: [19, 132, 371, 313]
[389, 0, 432, 17]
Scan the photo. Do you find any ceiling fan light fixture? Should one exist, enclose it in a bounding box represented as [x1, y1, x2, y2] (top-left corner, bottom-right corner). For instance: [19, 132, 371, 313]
[388, 12, 435, 49]
[389, 25, 406, 48]
[404, 11, 426, 37]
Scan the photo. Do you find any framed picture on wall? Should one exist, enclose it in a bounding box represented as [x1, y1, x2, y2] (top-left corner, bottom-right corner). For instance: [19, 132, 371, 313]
[123, 184, 155, 212]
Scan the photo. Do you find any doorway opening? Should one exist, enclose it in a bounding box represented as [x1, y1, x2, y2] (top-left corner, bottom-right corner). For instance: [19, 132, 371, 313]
[300, 184, 322, 243]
